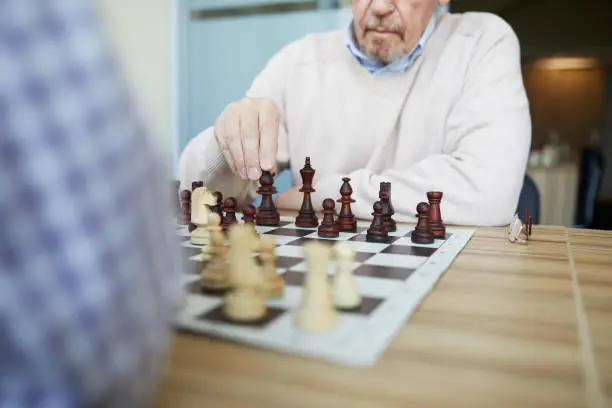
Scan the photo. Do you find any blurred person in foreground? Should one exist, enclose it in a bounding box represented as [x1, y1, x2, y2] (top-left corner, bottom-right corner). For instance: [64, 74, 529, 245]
[0, 1, 181, 406]
[179, 0, 532, 226]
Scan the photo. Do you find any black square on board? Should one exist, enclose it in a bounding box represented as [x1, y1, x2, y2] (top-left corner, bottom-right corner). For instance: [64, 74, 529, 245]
[381, 245, 437, 257]
[185, 280, 229, 297]
[354, 251, 376, 262]
[275, 256, 303, 269]
[338, 296, 384, 315]
[402, 231, 453, 240]
[263, 228, 313, 237]
[282, 270, 304, 286]
[198, 304, 286, 328]
[348, 234, 400, 244]
[354, 264, 415, 280]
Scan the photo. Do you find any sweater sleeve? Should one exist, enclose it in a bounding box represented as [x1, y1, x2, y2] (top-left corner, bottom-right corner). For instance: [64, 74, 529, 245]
[177, 42, 293, 204]
[312, 21, 531, 227]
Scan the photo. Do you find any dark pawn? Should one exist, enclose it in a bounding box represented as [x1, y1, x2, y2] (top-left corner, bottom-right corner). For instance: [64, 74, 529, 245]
[411, 202, 435, 244]
[366, 201, 389, 243]
[210, 191, 223, 217]
[379, 182, 396, 232]
[427, 191, 445, 238]
[318, 198, 339, 238]
[242, 204, 256, 224]
[191, 181, 204, 191]
[256, 171, 280, 226]
[295, 157, 318, 228]
[221, 197, 238, 232]
[336, 177, 357, 232]
[178, 190, 191, 225]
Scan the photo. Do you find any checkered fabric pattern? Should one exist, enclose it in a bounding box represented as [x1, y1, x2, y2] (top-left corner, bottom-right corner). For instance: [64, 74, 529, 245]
[0, 1, 181, 406]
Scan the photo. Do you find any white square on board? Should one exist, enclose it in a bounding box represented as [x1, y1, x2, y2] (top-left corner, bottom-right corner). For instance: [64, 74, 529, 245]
[275, 244, 306, 258]
[347, 241, 389, 253]
[365, 253, 428, 269]
[270, 235, 301, 246]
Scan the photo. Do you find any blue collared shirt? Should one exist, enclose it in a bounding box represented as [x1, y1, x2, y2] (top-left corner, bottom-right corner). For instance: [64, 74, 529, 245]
[346, 10, 438, 76]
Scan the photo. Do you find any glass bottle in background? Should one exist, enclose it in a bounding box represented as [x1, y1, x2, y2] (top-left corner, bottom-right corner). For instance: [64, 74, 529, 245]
[541, 129, 562, 167]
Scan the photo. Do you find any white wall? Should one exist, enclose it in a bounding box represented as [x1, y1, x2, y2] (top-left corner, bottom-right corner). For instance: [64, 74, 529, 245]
[93, 0, 175, 162]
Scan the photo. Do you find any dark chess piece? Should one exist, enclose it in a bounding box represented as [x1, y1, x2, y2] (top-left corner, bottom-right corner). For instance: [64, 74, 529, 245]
[242, 204, 256, 224]
[427, 191, 445, 238]
[411, 202, 435, 244]
[379, 182, 396, 232]
[188, 222, 197, 233]
[318, 198, 339, 238]
[191, 181, 204, 191]
[221, 197, 238, 232]
[256, 171, 280, 226]
[295, 157, 319, 228]
[336, 177, 356, 232]
[178, 190, 191, 225]
[366, 201, 389, 243]
[210, 191, 223, 217]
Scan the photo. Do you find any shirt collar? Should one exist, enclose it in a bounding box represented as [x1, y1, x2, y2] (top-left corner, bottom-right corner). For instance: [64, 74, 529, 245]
[346, 10, 438, 76]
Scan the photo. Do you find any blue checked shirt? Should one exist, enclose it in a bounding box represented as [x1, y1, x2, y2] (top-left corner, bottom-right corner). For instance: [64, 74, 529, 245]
[0, 1, 182, 406]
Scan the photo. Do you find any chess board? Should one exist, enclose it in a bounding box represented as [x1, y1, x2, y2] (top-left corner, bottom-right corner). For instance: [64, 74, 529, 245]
[174, 216, 474, 367]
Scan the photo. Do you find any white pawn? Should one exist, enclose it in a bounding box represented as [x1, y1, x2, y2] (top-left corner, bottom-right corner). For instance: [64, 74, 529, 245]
[332, 242, 361, 310]
[190, 186, 216, 245]
[259, 236, 284, 298]
[295, 241, 337, 332]
[222, 224, 267, 322]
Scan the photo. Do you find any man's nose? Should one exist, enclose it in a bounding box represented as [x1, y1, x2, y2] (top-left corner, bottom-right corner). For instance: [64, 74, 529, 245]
[369, 0, 395, 16]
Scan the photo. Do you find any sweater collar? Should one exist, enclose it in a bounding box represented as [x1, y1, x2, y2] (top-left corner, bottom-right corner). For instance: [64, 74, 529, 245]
[346, 10, 438, 76]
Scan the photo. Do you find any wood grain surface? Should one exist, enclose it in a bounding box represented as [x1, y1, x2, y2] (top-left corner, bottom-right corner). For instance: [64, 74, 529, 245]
[154, 220, 612, 408]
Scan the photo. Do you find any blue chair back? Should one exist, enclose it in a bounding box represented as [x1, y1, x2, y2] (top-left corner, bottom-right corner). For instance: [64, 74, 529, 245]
[574, 147, 605, 228]
[517, 173, 540, 224]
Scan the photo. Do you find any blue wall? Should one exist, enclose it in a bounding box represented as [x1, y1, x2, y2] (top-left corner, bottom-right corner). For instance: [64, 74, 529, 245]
[176, 1, 352, 194]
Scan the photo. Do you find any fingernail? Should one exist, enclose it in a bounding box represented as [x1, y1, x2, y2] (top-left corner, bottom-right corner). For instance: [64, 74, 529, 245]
[239, 168, 247, 179]
[248, 167, 261, 179]
[262, 160, 273, 170]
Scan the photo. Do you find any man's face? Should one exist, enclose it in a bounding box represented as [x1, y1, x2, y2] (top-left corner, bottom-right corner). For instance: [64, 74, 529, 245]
[352, 0, 448, 64]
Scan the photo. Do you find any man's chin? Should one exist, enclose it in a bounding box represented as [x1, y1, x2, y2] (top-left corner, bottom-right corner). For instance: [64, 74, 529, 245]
[364, 45, 397, 65]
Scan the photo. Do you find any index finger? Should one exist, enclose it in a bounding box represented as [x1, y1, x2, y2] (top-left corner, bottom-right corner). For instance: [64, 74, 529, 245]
[258, 100, 279, 171]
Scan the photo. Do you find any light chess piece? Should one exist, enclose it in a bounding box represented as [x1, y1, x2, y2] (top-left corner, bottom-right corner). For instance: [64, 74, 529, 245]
[190, 186, 217, 245]
[332, 242, 361, 310]
[508, 213, 531, 244]
[259, 236, 284, 298]
[222, 224, 268, 322]
[200, 213, 230, 293]
[295, 241, 337, 332]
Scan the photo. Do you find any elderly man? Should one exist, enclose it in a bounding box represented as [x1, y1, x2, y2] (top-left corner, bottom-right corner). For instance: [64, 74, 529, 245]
[179, 0, 531, 226]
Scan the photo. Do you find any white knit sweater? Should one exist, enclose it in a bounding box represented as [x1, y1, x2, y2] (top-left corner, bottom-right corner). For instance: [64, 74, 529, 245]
[178, 11, 532, 226]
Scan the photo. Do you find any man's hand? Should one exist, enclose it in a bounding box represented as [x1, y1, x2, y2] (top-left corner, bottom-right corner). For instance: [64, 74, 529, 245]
[274, 185, 304, 210]
[214, 97, 279, 181]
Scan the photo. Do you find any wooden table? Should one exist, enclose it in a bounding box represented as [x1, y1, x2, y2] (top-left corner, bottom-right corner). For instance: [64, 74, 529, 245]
[154, 223, 612, 408]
